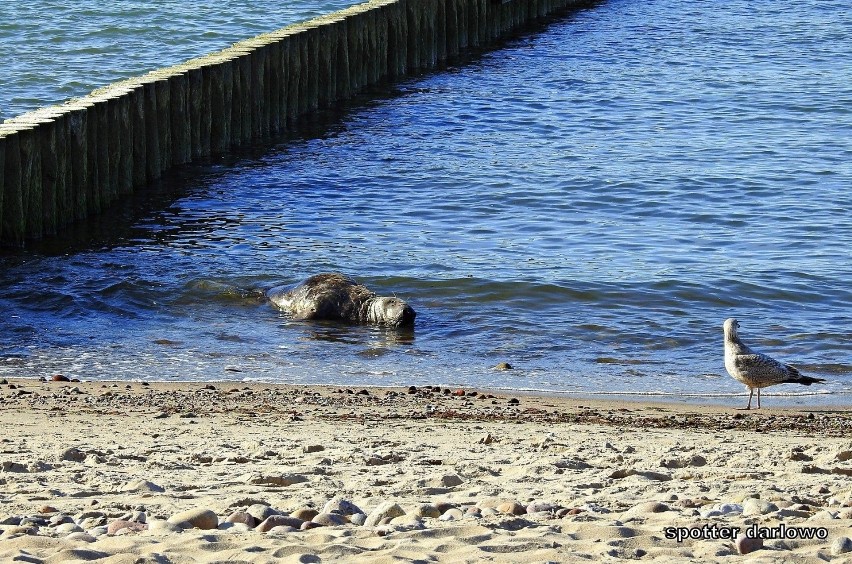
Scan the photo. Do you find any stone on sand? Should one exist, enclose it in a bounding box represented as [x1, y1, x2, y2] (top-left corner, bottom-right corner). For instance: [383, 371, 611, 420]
[322, 497, 363, 516]
[246, 503, 278, 523]
[290, 507, 319, 521]
[225, 510, 256, 527]
[167, 508, 219, 530]
[107, 520, 147, 535]
[736, 534, 764, 555]
[311, 512, 348, 526]
[742, 498, 778, 516]
[255, 515, 304, 532]
[832, 537, 852, 556]
[364, 502, 405, 527]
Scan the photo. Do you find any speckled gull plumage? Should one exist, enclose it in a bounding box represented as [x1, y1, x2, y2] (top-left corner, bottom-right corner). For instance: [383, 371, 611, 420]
[723, 318, 825, 409]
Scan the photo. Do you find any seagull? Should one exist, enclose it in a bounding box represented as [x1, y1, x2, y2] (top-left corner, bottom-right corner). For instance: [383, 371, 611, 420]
[723, 318, 825, 409]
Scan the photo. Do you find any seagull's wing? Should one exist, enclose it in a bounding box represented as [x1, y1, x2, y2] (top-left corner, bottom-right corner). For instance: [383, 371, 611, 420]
[733, 352, 795, 385]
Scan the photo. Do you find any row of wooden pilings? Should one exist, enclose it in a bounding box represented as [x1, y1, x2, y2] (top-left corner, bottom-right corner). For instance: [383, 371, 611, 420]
[0, 0, 586, 246]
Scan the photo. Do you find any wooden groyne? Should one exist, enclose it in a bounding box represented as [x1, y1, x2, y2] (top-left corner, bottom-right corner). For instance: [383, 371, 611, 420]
[0, 0, 587, 246]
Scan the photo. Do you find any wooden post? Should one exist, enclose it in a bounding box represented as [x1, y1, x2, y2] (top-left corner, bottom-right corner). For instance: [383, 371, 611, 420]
[36, 116, 59, 235]
[153, 76, 172, 171]
[51, 110, 71, 229]
[238, 53, 253, 143]
[188, 66, 204, 159]
[0, 134, 5, 240]
[221, 53, 242, 151]
[169, 72, 191, 166]
[0, 128, 23, 244]
[206, 61, 224, 154]
[304, 28, 320, 113]
[249, 46, 267, 138]
[139, 80, 160, 182]
[423, 0, 438, 69]
[105, 96, 121, 204]
[17, 126, 43, 239]
[113, 89, 134, 196]
[65, 104, 89, 221]
[266, 40, 283, 132]
[445, 0, 460, 60]
[435, 0, 448, 64]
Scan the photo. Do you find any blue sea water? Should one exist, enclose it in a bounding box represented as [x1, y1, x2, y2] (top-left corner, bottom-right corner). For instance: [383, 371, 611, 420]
[0, 0, 359, 121]
[1, 0, 851, 406]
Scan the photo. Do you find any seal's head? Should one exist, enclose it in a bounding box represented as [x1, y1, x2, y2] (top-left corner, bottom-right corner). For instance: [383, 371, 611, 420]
[366, 296, 416, 328]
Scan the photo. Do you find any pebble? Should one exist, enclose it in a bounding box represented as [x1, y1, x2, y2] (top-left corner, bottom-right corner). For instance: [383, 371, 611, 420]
[322, 497, 363, 516]
[256, 515, 304, 532]
[78, 516, 107, 529]
[225, 511, 256, 527]
[349, 513, 367, 526]
[735, 534, 764, 555]
[290, 508, 319, 521]
[742, 498, 778, 516]
[439, 508, 464, 521]
[389, 514, 423, 527]
[167, 508, 219, 530]
[49, 514, 74, 526]
[65, 532, 96, 542]
[59, 447, 87, 462]
[496, 501, 527, 515]
[832, 537, 852, 555]
[527, 501, 560, 515]
[364, 502, 405, 527]
[107, 520, 147, 535]
[146, 520, 183, 534]
[312, 512, 347, 526]
[700, 503, 742, 518]
[409, 503, 441, 518]
[246, 504, 278, 523]
[53, 523, 83, 535]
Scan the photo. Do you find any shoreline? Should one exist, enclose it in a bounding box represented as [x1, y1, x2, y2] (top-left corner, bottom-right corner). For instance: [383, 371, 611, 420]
[3, 377, 852, 562]
[3, 377, 851, 436]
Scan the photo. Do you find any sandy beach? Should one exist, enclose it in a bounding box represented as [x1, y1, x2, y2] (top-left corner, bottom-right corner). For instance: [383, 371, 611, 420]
[2, 377, 852, 563]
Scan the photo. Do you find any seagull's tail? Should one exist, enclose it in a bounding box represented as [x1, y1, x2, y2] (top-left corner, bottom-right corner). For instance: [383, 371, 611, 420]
[785, 365, 826, 386]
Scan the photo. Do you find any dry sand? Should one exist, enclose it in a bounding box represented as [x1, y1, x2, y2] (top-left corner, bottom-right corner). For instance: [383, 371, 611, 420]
[2, 377, 852, 563]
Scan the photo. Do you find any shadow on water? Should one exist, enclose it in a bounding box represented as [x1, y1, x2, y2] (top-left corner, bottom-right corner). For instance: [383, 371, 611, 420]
[0, 1, 604, 258]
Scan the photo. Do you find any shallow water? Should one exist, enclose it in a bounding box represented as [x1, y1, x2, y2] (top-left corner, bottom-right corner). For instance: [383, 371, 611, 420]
[1, 0, 851, 405]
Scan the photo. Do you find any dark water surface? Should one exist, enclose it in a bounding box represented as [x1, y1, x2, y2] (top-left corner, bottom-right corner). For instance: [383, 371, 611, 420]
[2, 0, 851, 405]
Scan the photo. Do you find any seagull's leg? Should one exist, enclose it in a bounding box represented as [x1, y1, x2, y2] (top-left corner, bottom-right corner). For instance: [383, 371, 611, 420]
[746, 388, 753, 410]
[757, 388, 761, 409]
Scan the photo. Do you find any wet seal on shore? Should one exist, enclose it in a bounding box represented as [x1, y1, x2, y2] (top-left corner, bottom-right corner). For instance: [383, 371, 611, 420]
[267, 273, 416, 328]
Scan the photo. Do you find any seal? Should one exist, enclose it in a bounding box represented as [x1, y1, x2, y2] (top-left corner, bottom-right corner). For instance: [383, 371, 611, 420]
[266, 273, 416, 328]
